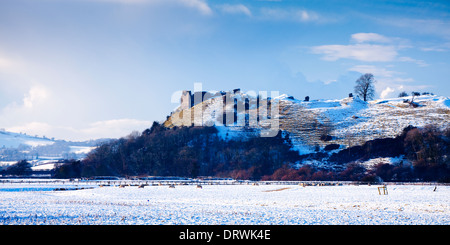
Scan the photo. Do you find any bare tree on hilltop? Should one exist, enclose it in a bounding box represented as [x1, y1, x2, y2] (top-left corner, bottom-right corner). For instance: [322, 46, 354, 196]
[354, 73, 376, 101]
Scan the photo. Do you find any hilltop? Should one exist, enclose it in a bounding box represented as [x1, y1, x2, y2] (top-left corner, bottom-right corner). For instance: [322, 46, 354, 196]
[164, 90, 450, 155]
[0, 130, 55, 148]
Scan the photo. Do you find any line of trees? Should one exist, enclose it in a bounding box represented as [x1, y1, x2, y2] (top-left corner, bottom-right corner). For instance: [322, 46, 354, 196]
[398, 91, 434, 97]
[54, 122, 300, 180]
[262, 162, 418, 182]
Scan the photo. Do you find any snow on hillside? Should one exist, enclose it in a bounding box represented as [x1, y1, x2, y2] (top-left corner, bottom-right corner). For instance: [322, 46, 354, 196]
[0, 130, 102, 167]
[69, 146, 97, 154]
[276, 94, 450, 149]
[336, 95, 449, 146]
[165, 91, 450, 153]
[0, 130, 55, 148]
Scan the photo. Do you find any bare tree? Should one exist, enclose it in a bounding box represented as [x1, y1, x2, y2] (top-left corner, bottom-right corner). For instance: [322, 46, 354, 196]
[354, 73, 375, 101]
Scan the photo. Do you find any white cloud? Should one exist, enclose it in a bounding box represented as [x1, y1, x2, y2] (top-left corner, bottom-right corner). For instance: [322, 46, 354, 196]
[84, 0, 148, 3]
[378, 84, 431, 100]
[311, 44, 398, 62]
[259, 8, 320, 23]
[420, 42, 450, 52]
[313, 43, 427, 64]
[351, 33, 391, 43]
[1, 84, 50, 115]
[312, 33, 427, 65]
[380, 86, 395, 99]
[179, 0, 212, 15]
[378, 18, 450, 40]
[0, 53, 28, 77]
[219, 4, 251, 16]
[420, 47, 447, 52]
[0, 56, 17, 72]
[398, 56, 428, 67]
[22, 85, 49, 109]
[86, 0, 213, 15]
[349, 65, 398, 77]
[298, 10, 318, 22]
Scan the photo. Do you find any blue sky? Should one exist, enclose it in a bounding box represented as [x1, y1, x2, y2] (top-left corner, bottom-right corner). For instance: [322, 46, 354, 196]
[0, 0, 449, 140]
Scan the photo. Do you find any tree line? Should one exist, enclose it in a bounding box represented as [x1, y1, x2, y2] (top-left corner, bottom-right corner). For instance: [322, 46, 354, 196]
[52, 122, 449, 183]
[54, 122, 299, 180]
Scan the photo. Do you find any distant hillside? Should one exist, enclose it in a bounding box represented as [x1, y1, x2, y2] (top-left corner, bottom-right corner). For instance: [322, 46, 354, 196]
[0, 130, 54, 148]
[0, 129, 107, 169]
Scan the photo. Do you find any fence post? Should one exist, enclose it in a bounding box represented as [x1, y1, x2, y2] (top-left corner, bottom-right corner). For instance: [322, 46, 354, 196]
[378, 185, 388, 195]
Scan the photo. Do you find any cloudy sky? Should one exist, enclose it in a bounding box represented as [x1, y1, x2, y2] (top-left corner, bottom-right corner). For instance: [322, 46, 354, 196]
[1, 0, 449, 141]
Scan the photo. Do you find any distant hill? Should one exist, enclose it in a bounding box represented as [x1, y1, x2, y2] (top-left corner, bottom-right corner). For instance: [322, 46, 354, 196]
[0, 129, 109, 169]
[0, 130, 54, 148]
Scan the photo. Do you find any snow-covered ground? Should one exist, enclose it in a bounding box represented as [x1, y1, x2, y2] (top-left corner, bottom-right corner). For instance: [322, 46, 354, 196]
[0, 182, 448, 225]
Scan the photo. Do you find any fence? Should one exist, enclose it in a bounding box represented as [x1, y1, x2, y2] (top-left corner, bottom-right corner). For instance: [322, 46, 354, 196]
[0, 179, 447, 187]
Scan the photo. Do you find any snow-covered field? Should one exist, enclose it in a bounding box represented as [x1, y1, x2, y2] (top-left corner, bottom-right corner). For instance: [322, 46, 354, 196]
[0, 182, 448, 225]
